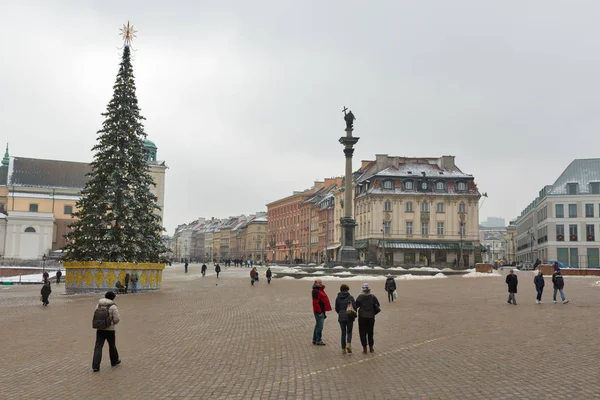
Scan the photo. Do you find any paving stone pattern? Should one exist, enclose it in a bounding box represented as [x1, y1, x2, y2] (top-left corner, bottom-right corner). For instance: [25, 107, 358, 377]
[1, 266, 599, 399]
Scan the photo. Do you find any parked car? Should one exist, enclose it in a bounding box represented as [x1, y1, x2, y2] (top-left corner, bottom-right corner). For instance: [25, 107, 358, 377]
[547, 260, 570, 269]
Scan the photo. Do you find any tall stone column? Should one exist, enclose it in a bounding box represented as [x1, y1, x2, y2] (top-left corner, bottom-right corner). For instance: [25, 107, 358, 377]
[338, 108, 359, 264]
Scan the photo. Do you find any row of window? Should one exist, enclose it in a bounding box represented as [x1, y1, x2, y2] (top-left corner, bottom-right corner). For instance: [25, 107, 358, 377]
[566, 182, 600, 195]
[382, 201, 467, 213]
[368, 221, 467, 237]
[380, 179, 468, 192]
[28, 204, 73, 214]
[555, 224, 597, 242]
[555, 203, 600, 218]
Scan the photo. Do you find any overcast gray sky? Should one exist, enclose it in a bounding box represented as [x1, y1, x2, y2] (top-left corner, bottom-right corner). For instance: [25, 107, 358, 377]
[2, 1, 600, 234]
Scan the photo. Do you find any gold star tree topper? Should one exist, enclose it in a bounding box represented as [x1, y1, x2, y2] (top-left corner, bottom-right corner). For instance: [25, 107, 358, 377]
[120, 21, 137, 47]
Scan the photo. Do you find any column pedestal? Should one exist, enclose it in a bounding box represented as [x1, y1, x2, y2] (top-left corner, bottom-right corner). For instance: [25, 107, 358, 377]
[339, 217, 358, 264]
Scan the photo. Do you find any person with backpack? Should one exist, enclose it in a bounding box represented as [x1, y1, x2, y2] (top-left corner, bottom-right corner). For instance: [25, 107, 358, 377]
[552, 264, 569, 304]
[215, 263, 221, 279]
[384, 274, 397, 303]
[356, 283, 380, 353]
[505, 269, 518, 305]
[266, 267, 272, 284]
[334, 284, 357, 354]
[92, 291, 121, 372]
[534, 269, 545, 304]
[40, 279, 51, 306]
[56, 269, 62, 284]
[201, 263, 207, 277]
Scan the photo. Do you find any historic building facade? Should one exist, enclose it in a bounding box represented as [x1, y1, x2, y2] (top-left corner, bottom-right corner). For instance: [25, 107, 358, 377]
[0, 140, 166, 259]
[352, 155, 482, 267]
[514, 159, 600, 268]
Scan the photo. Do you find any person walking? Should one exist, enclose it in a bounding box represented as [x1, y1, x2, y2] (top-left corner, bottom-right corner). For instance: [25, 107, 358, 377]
[334, 284, 357, 354]
[250, 267, 258, 285]
[92, 291, 121, 372]
[215, 263, 221, 279]
[56, 269, 62, 284]
[266, 267, 272, 284]
[201, 263, 207, 277]
[184, 261, 189, 274]
[124, 273, 130, 294]
[552, 264, 569, 304]
[130, 273, 138, 293]
[534, 269, 545, 304]
[356, 283, 380, 353]
[40, 279, 52, 306]
[312, 279, 332, 346]
[506, 269, 518, 305]
[384, 274, 396, 303]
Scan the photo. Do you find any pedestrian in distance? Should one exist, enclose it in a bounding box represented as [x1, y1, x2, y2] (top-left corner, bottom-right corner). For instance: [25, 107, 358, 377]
[312, 279, 332, 346]
[56, 269, 62, 284]
[124, 273, 130, 294]
[384, 274, 397, 303]
[250, 267, 258, 285]
[552, 263, 569, 304]
[184, 261, 189, 274]
[266, 266, 272, 284]
[92, 291, 121, 372]
[42, 271, 49, 281]
[130, 273, 138, 293]
[534, 269, 545, 304]
[40, 279, 51, 306]
[356, 283, 380, 353]
[506, 269, 518, 305]
[334, 284, 357, 354]
[215, 263, 221, 279]
[201, 263, 207, 277]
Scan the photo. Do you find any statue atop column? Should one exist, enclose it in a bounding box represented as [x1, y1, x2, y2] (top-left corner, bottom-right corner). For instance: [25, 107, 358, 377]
[343, 107, 356, 130]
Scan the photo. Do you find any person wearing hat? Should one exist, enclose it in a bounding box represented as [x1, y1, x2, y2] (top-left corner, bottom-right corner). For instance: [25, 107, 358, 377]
[92, 291, 121, 372]
[355, 283, 381, 354]
[384, 274, 397, 303]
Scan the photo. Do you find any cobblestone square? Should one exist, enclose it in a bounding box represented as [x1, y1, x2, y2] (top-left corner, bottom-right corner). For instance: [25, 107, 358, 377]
[1, 266, 599, 399]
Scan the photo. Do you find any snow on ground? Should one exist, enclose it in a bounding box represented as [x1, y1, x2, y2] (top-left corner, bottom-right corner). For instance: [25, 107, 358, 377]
[408, 267, 441, 272]
[350, 266, 371, 270]
[442, 268, 454, 272]
[592, 281, 600, 286]
[396, 273, 447, 280]
[0, 271, 61, 283]
[273, 268, 307, 274]
[333, 266, 345, 269]
[310, 271, 324, 275]
[300, 275, 339, 281]
[279, 276, 296, 280]
[333, 271, 353, 276]
[0, 266, 56, 270]
[462, 271, 502, 278]
[373, 266, 384, 270]
[388, 267, 406, 271]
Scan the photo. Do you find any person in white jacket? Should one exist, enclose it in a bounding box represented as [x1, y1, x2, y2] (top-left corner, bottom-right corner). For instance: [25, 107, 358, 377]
[92, 291, 121, 372]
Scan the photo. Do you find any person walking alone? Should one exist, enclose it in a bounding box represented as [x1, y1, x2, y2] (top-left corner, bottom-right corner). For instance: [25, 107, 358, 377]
[184, 261, 188, 273]
[266, 267, 272, 284]
[384, 274, 396, 303]
[335, 284, 356, 354]
[201, 263, 207, 277]
[552, 264, 569, 304]
[250, 267, 258, 285]
[92, 291, 121, 372]
[534, 269, 545, 304]
[215, 263, 221, 279]
[56, 269, 62, 284]
[40, 279, 52, 306]
[312, 279, 332, 346]
[130, 273, 138, 293]
[506, 269, 518, 305]
[356, 283, 380, 353]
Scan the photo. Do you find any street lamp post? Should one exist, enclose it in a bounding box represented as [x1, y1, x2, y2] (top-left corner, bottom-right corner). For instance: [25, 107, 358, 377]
[458, 212, 466, 268]
[529, 229, 535, 264]
[381, 220, 385, 266]
[42, 254, 46, 274]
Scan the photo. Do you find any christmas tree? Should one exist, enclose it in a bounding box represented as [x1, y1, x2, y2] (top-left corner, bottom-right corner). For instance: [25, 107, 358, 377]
[64, 24, 167, 263]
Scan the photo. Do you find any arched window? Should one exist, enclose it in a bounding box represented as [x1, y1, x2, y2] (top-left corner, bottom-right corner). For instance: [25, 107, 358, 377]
[456, 181, 467, 191]
[385, 201, 392, 211]
[24, 227, 36, 233]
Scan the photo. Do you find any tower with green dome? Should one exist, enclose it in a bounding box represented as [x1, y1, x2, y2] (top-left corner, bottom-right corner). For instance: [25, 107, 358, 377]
[144, 139, 158, 162]
[1, 144, 9, 168]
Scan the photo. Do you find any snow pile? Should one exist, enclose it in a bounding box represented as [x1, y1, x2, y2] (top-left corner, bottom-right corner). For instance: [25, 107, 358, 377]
[462, 271, 501, 278]
[373, 266, 384, 270]
[388, 267, 406, 271]
[409, 267, 441, 272]
[278, 276, 296, 280]
[396, 273, 447, 280]
[592, 281, 600, 287]
[300, 275, 338, 281]
[0, 271, 61, 283]
[442, 268, 454, 272]
[333, 266, 345, 269]
[334, 271, 353, 276]
[273, 267, 306, 274]
[310, 271, 324, 275]
[350, 266, 371, 270]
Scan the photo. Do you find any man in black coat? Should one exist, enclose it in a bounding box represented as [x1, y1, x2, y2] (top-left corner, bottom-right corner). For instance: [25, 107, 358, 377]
[505, 269, 518, 305]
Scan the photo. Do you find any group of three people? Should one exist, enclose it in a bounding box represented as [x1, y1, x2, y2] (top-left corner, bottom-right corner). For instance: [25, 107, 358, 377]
[312, 278, 381, 354]
[505, 263, 569, 305]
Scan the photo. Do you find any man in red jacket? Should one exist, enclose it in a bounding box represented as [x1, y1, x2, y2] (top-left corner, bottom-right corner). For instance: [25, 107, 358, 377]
[312, 279, 332, 345]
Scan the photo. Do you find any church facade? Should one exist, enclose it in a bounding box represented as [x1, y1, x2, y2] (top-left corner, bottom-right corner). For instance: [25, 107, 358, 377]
[0, 140, 166, 259]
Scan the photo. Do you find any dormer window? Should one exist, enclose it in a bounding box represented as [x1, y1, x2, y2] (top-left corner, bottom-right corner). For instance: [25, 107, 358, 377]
[435, 181, 445, 191]
[567, 183, 578, 195]
[383, 180, 394, 190]
[590, 182, 600, 194]
[404, 180, 414, 190]
[456, 181, 467, 191]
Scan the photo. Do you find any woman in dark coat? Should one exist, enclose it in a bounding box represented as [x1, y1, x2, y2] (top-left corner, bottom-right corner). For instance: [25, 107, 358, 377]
[355, 283, 380, 354]
[215, 264, 221, 279]
[40, 279, 52, 306]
